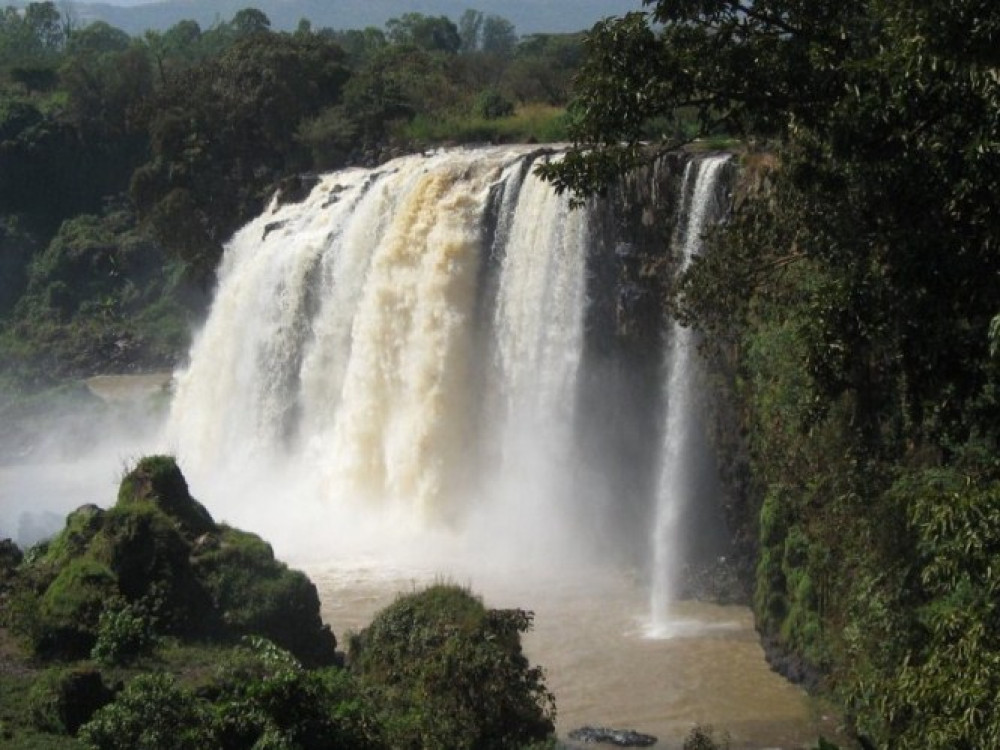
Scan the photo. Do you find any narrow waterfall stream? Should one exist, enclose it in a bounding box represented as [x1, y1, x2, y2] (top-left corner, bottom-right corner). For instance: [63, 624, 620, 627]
[648, 155, 732, 637]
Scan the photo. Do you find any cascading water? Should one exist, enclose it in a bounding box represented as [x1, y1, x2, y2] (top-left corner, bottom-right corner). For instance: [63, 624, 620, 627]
[648, 155, 732, 636]
[165, 145, 730, 580]
[166, 147, 597, 564]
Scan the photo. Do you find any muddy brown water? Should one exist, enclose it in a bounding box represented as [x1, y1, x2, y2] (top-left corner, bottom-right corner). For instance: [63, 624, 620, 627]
[308, 562, 850, 750]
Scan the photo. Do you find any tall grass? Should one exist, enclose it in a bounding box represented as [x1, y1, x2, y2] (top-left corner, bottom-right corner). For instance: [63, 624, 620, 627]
[400, 104, 570, 146]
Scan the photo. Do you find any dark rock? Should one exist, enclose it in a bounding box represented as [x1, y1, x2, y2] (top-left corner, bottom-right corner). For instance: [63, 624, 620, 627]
[273, 174, 320, 207]
[56, 668, 115, 735]
[761, 634, 822, 692]
[0, 538, 22, 576]
[29, 667, 114, 736]
[263, 220, 287, 239]
[568, 726, 658, 747]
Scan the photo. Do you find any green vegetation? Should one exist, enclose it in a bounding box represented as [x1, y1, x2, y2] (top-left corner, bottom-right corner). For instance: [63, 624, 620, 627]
[350, 584, 555, 749]
[0, 3, 586, 411]
[0, 457, 556, 749]
[541, 1, 1000, 748]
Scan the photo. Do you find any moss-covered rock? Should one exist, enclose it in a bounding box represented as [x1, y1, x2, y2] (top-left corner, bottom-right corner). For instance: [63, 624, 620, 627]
[192, 526, 337, 667]
[116, 455, 215, 537]
[40, 504, 105, 569]
[12, 455, 337, 667]
[88, 502, 212, 635]
[35, 559, 117, 658]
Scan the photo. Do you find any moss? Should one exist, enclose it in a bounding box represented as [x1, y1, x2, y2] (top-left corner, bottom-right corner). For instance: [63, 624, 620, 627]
[35, 560, 117, 659]
[192, 526, 337, 666]
[40, 507, 105, 570]
[88, 503, 212, 635]
[115, 456, 215, 537]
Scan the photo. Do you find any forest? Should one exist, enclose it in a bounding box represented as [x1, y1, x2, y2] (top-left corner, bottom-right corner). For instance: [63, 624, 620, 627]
[2, 0, 999, 748]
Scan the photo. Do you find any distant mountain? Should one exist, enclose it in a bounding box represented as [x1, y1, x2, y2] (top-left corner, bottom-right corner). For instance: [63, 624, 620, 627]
[65, 0, 644, 35]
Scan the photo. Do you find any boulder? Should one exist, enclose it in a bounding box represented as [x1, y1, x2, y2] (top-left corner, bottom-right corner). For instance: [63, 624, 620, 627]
[568, 726, 658, 747]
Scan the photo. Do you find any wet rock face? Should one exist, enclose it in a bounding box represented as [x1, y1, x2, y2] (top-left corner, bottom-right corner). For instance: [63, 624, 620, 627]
[568, 725, 658, 747]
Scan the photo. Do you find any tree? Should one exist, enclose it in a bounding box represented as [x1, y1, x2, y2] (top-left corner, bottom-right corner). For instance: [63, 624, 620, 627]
[481, 15, 516, 57]
[65, 20, 129, 56]
[0, 1, 65, 64]
[23, 1, 64, 53]
[230, 7, 271, 37]
[132, 32, 350, 284]
[385, 12, 460, 54]
[540, 0, 1000, 445]
[458, 8, 483, 53]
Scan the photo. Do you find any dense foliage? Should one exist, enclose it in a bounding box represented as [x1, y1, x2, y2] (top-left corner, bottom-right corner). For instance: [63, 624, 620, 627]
[541, 1, 1000, 748]
[350, 585, 556, 749]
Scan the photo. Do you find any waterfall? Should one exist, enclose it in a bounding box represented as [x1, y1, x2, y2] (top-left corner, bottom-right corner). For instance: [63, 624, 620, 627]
[165, 146, 731, 580]
[648, 155, 731, 635]
[166, 147, 595, 561]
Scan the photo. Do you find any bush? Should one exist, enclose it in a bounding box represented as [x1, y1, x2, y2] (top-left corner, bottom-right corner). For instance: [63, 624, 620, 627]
[91, 597, 158, 666]
[475, 88, 515, 119]
[78, 673, 214, 750]
[350, 584, 555, 749]
[210, 637, 381, 750]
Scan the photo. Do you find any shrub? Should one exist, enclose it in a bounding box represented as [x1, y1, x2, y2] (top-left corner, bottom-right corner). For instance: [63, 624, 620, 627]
[78, 673, 215, 750]
[91, 597, 158, 666]
[210, 637, 381, 750]
[350, 584, 555, 749]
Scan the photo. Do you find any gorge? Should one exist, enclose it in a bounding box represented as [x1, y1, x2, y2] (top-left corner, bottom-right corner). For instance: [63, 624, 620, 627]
[0, 146, 839, 746]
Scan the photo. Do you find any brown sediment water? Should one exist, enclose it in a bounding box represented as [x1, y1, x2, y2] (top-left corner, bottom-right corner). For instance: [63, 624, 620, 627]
[308, 562, 850, 750]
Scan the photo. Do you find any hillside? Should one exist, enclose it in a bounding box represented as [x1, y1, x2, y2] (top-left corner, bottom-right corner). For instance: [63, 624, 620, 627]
[67, 0, 643, 34]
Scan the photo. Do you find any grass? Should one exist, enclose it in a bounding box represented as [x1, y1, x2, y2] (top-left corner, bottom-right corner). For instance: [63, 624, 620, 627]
[400, 103, 570, 146]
